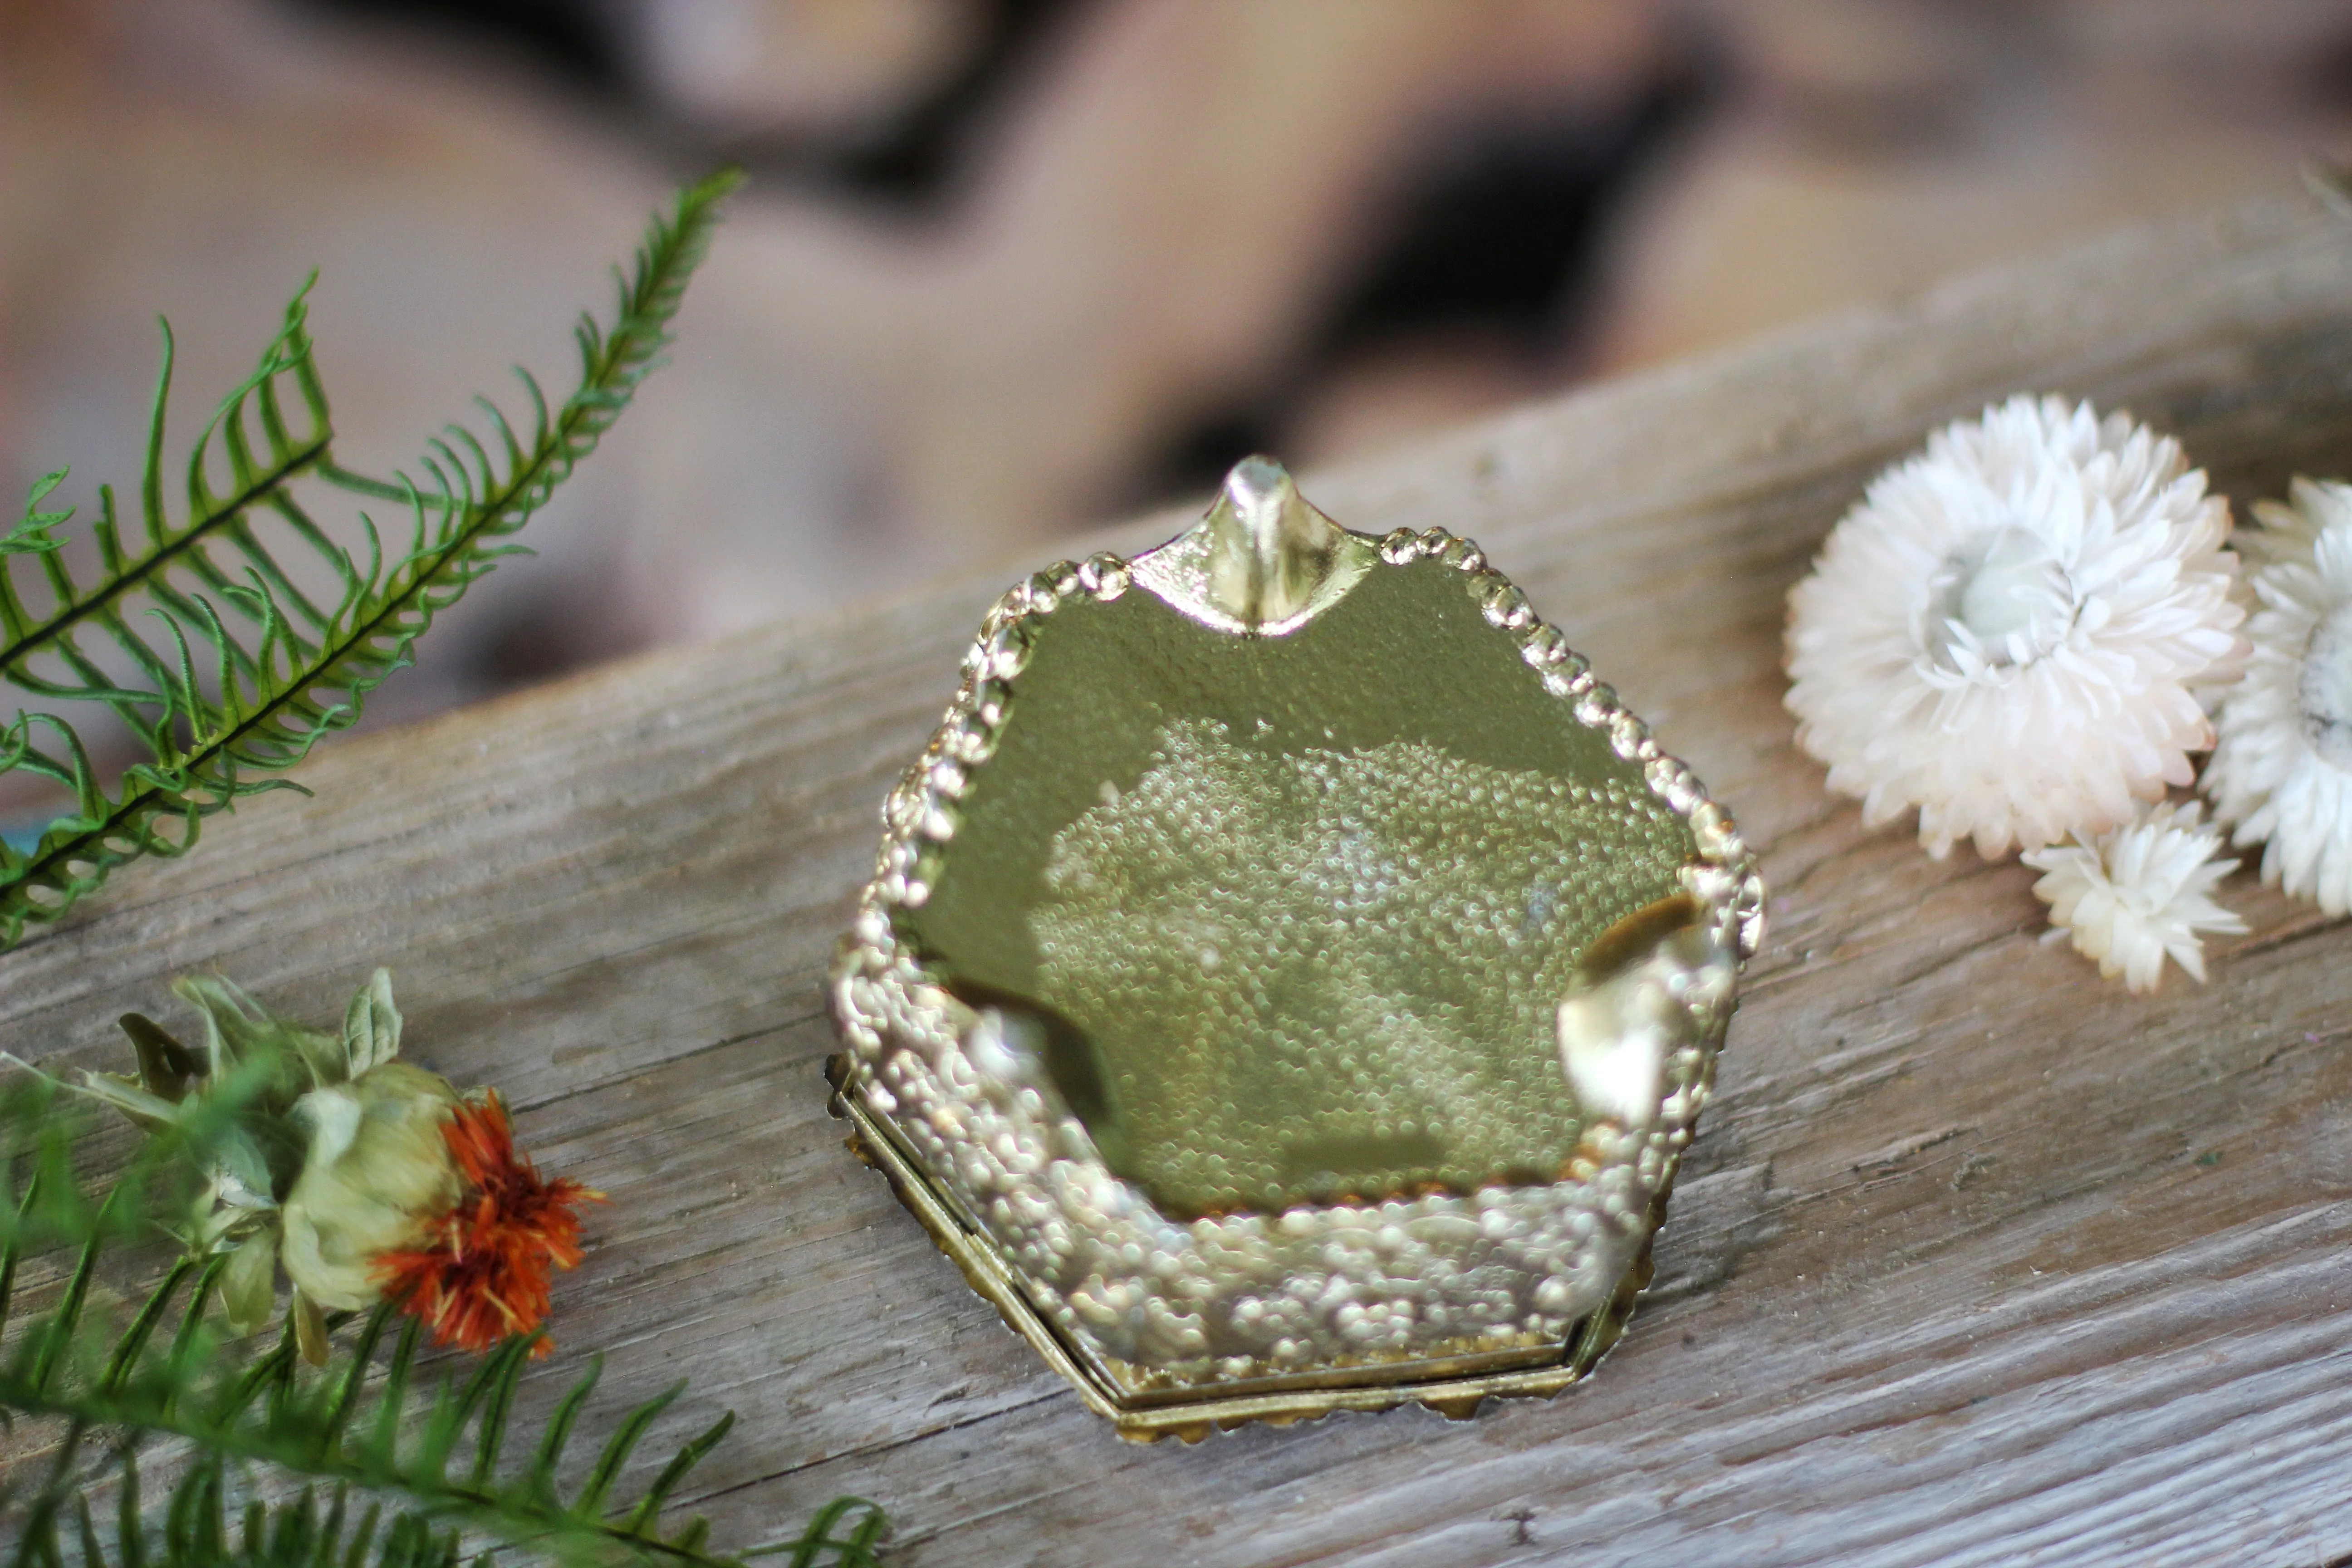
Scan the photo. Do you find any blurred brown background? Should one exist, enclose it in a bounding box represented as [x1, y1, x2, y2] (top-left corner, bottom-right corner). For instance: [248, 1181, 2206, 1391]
[4, 0, 2350, 725]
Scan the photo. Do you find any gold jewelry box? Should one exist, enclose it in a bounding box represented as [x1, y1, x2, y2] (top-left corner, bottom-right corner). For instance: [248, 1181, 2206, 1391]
[829, 458, 1763, 1441]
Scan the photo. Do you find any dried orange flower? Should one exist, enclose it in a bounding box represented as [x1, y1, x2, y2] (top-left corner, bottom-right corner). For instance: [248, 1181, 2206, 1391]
[375, 1091, 603, 1356]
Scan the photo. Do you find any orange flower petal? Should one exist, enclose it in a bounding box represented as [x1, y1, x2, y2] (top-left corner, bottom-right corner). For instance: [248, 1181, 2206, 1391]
[375, 1091, 603, 1357]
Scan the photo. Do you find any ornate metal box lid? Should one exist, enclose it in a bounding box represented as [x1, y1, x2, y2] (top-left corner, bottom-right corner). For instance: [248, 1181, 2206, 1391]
[830, 458, 1763, 1440]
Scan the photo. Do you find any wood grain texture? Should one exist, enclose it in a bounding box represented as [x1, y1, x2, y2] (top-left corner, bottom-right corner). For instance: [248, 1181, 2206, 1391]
[11, 186, 2352, 1565]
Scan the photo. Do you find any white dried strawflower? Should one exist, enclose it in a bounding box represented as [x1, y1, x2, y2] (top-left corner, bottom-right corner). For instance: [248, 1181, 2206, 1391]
[2024, 800, 2245, 992]
[1786, 394, 2245, 858]
[2200, 478, 2352, 913]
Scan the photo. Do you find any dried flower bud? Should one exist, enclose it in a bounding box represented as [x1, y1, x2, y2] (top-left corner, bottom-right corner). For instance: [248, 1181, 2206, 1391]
[280, 1061, 463, 1312]
[26, 966, 599, 1361]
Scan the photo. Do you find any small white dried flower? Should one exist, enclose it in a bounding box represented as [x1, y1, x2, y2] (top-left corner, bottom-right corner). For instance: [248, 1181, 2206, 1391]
[2023, 801, 2244, 992]
[1786, 394, 2245, 858]
[2200, 478, 2352, 914]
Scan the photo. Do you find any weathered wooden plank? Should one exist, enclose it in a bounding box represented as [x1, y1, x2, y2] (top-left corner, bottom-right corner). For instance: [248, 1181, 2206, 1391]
[10, 186, 2352, 1564]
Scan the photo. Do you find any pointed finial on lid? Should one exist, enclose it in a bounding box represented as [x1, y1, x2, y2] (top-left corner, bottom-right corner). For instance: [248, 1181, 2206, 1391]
[1128, 456, 1372, 634]
[1213, 456, 1345, 630]
[1201, 458, 1338, 629]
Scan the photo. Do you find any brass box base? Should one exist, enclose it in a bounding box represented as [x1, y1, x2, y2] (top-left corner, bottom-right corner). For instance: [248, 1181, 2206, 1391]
[829, 1062, 1654, 1442]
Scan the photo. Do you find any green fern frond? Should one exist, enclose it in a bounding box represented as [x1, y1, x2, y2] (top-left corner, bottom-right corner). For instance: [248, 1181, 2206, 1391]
[0, 282, 331, 699]
[0, 168, 744, 950]
[64, 1461, 467, 1568]
[0, 1076, 886, 1567]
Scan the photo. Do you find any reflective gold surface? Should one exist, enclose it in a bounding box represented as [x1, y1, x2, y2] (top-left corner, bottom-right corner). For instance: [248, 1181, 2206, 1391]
[902, 553, 1696, 1217]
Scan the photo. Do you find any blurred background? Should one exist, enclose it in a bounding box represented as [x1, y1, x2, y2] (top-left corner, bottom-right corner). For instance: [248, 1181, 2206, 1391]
[5, 0, 2351, 726]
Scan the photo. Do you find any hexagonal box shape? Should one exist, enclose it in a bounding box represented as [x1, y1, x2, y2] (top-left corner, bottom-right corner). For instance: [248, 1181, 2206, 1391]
[828, 458, 1763, 1440]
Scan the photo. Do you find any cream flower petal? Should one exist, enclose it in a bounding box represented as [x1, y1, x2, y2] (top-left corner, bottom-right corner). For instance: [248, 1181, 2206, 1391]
[2023, 801, 2245, 993]
[2201, 478, 2352, 913]
[1787, 394, 2246, 858]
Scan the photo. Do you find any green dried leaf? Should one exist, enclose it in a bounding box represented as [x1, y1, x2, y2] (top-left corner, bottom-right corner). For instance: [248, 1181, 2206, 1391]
[292, 1286, 328, 1369]
[221, 1228, 278, 1338]
[208, 1124, 278, 1202]
[117, 1012, 198, 1102]
[341, 968, 401, 1077]
[63, 1069, 182, 1134]
[174, 974, 343, 1097]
